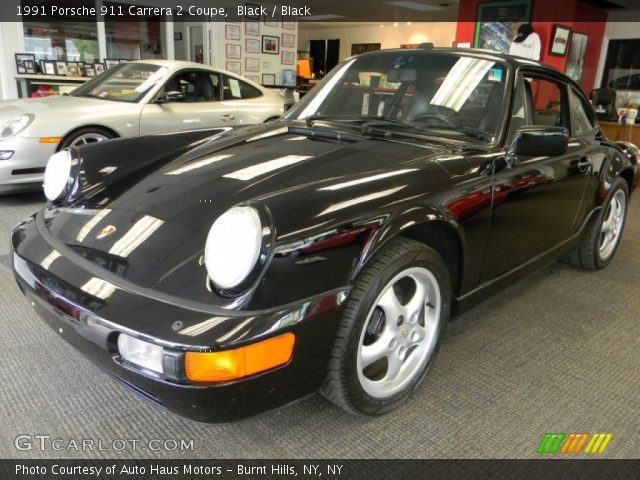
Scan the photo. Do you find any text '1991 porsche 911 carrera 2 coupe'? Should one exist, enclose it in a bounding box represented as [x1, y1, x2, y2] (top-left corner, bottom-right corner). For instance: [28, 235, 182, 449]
[11, 48, 637, 422]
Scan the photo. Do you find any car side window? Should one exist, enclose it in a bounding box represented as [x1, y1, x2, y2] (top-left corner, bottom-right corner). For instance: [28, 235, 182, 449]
[523, 75, 569, 130]
[569, 88, 595, 137]
[222, 76, 263, 100]
[161, 70, 219, 102]
[507, 79, 527, 142]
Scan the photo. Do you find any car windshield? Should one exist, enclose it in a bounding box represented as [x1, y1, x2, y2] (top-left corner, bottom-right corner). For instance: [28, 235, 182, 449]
[286, 51, 509, 144]
[71, 63, 169, 103]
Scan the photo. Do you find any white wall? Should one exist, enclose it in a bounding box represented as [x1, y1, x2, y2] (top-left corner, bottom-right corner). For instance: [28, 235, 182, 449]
[0, 22, 25, 100]
[298, 22, 457, 63]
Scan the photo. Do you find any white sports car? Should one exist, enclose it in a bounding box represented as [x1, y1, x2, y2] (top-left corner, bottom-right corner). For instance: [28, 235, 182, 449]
[0, 60, 286, 193]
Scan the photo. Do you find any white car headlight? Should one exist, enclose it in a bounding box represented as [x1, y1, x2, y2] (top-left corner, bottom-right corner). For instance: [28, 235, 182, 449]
[43, 150, 73, 202]
[117, 334, 164, 374]
[204, 206, 263, 290]
[0, 113, 35, 141]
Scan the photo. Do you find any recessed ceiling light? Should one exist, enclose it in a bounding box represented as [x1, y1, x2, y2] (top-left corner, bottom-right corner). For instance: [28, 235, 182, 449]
[386, 1, 445, 11]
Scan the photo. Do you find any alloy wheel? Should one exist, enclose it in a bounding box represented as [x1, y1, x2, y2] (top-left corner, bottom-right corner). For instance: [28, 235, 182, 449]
[599, 189, 626, 262]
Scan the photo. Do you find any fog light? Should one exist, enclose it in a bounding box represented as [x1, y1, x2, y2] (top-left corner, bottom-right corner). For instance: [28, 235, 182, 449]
[0, 150, 14, 160]
[117, 334, 164, 374]
[184, 332, 295, 382]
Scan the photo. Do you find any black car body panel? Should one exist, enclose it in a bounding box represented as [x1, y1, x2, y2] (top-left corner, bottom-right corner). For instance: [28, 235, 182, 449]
[11, 49, 637, 422]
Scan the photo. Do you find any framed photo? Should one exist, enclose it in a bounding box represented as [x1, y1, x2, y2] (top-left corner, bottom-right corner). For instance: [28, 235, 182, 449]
[549, 24, 571, 56]
[225, 24, 241, 41]
[245, 21, 260, 36]
[15, 53, 36, 74]
[282, 69, 296, 87]
[281, 51, 295, 65]
[84, 65, 96, 77]
[41, 60, 56, 75]
[245, 57, 260, 72]
[246, 38, 260, 54]
[244, 3, 261, 20]
[262, 73, 276, 86]
[264, 19, 279, 27]
[282, 33, 295, 48]
[66, 62, 81, 77]
[226, 61, 241, 76]
[282, 21, 295, 30]
[55, 61, 67, 76]
[226, 44, 241, 59]
[94, 62, 105, 75]
[565, 32, 589, 83]
[104, 58, 120, 69]
[262, 35, 279, 54]
[473, 0, 532, 52]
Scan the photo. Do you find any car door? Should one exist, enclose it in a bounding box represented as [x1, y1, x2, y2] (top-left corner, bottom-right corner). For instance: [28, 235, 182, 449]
[220, 74, 273, 125]
[139, 69, 238, 135]
[480, 72, 594, 282]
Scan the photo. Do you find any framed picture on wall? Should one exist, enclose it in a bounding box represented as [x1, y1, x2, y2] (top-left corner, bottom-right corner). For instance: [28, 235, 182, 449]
[473, 0, 532, 52]
[245, 21, 260, 36]
[262, 73, 276, 85]
[245, 57, 260, 72]
[550, 25, 571, 56]
[282, 21, 295, 30]
[281, 51, 295, 65]
[244, 3, 261, 20]
[226, 44, 241, 59]
[15, 53, 36, 74]
[246, 75, 260, 84]
[262, 35, 280, 54]
[565, 32, 589, 83]
[94, 62, 105, 75]
[282, 33, 295, 48]
[264, 19, 279, 27]
[246, 38, 260, 54]
[226, 61, 242, 76]
[225, 24, 241, 41]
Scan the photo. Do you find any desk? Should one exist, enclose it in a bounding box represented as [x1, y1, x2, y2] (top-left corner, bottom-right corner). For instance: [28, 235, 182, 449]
[599, 121, 640, 146]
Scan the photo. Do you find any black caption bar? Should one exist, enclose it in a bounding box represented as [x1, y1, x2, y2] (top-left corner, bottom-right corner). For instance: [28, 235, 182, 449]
[2, 460, 640, 480]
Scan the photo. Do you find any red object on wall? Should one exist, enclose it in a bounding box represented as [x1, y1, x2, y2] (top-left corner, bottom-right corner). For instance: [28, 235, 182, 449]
[454, 0, 607, 93]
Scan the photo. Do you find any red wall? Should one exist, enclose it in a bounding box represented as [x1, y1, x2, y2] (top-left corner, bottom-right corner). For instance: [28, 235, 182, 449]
[454, 0, 606, 93]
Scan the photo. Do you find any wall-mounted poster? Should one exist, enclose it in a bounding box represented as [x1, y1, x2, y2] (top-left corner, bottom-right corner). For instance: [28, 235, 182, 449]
[225, 24, 241, 41]
[282, 33, 295, 48]
[351, 43, 381, 56]
[245, 57, 260, 72]
[474, 0, 532, 53]
[246, 38, 260, 54]
[226, 44, 241, 59]
[226, 61, 241, 76]
[262, 35, 280, 54]
[549, 25, 571, 56]
[281, 51, 295, 65]
[565, 32, 589, 83]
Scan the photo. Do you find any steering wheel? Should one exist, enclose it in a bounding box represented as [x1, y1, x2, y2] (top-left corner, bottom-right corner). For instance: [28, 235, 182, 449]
[411, 106, 463, 128]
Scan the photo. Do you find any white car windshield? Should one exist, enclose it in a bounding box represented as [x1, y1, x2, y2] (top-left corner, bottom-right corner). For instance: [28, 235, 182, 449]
[286, 52, 509, 144]
[72, 63, 169, 103]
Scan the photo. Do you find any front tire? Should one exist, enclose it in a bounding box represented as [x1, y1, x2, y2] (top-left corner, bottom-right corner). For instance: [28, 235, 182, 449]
[322, 238, 451, 416]
[565, 178, 629, 270]
[60, 127, 114, 149]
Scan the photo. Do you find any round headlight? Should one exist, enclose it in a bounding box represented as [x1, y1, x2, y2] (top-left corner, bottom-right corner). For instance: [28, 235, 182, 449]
[0, 113, 35, 141]
[204, 206, 262, 290]
[43, 150, 73, 202]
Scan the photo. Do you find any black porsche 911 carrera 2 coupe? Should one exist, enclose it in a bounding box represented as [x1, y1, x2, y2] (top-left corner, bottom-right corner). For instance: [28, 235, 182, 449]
[11, 49, 637, 422]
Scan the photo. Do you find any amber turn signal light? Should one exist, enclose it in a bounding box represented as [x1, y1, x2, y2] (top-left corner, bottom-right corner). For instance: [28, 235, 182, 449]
[184, 332, 295, 382]
[39, 137, 63, 144]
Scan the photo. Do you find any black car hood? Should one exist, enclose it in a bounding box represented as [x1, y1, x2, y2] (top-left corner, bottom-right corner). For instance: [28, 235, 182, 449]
[47, 122, 467, 293]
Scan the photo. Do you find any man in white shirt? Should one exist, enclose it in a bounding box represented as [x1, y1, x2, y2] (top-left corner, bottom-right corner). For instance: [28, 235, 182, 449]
[509, 23, 541, 61]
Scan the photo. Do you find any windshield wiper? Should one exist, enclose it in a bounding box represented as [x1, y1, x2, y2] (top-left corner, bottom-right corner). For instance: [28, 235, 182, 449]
[304, 113, 384, 127]
[410, 125, 492, 142]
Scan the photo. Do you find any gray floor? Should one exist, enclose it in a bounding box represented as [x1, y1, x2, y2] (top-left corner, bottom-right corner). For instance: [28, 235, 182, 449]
[0, 192, 638, 459]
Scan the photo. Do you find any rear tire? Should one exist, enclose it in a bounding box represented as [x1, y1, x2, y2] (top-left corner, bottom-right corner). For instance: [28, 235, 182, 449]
[322, 238, 451, 416]
[60, 127, 114, 149]
[565, 178, 629, 270]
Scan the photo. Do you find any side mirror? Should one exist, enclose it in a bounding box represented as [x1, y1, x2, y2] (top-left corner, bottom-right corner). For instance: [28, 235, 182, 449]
[155, 90, 185, 104]
[507, 126, 569, 166]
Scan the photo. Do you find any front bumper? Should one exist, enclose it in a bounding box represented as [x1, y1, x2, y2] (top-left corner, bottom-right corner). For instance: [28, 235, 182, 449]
[0, 135, 57, 192]
[11, 212, 346, 423]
